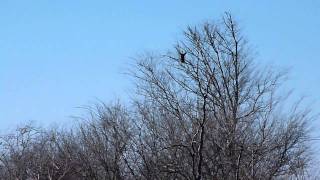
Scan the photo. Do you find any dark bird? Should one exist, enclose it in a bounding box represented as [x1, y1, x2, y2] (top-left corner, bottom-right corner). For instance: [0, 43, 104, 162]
[179, 51, 186, 63]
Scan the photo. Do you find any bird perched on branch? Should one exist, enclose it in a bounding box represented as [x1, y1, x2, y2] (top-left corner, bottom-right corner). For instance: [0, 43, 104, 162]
[179, 50, 186, 63]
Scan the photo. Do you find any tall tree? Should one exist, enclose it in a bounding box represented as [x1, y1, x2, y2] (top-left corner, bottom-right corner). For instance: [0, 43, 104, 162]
[132, 13, 312, 180]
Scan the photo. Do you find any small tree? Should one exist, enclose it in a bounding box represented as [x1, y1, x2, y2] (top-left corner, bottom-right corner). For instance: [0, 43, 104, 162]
[72, 103, 136, 179]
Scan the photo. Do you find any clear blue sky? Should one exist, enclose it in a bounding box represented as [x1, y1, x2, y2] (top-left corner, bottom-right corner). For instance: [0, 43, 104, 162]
[1, 0, 320, 130]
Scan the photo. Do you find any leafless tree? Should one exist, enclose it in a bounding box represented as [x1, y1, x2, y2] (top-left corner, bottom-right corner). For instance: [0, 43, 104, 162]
[70, 103, 136, 180]
[131, 13, 313, 180]
[0, 103, 138, 180]
[0, 124, 77, 180]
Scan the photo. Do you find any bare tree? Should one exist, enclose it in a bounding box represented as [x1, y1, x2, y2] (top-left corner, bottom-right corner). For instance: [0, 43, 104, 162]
[71, 102, 136, 180]
[0, 124, 78, 180]
[0, 124, 40, 180]
[131, 13, 312, 180]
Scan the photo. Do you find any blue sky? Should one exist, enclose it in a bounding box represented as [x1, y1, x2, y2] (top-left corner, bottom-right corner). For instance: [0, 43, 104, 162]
[1, 0, 320, 130]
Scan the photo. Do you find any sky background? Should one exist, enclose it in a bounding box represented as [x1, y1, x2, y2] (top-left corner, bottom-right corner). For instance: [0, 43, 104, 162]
[1, 0, 320, 133]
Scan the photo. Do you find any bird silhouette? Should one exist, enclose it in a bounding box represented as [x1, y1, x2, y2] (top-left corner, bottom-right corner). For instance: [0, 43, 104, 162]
[179, 51, 186, 63]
